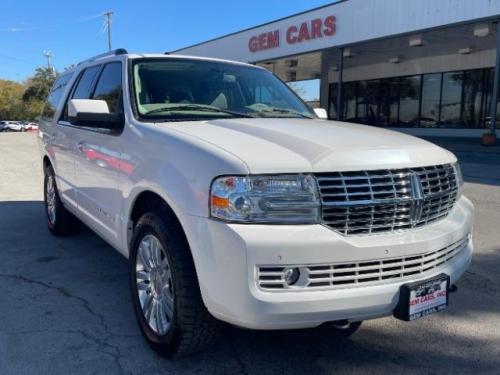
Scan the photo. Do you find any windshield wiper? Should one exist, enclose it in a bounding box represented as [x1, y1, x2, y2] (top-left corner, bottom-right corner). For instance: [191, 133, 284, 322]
[143, 104, 254, 118]
[254, 107, 314, 119]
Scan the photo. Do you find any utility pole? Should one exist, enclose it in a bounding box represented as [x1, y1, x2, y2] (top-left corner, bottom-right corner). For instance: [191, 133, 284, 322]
[103, 11, 113, 51]
[42, 50, 53, 72]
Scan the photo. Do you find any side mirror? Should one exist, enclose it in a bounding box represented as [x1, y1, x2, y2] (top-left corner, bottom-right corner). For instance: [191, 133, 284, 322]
[68, 99, 123, 130]
[313, 108, 328, 120]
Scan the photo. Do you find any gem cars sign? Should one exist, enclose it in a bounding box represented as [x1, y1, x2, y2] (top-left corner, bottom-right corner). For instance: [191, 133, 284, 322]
[248, 16, 336, 53]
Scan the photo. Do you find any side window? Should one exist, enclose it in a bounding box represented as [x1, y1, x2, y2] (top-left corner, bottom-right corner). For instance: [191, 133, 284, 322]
[92, 62, 123, 113]
[73, 66, 101, 99]
[60, 65, 101, 122]
[41, 73, 72, 122]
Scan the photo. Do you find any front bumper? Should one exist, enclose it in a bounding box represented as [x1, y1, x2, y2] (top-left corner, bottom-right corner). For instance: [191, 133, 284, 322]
[182, 196, 474, 330]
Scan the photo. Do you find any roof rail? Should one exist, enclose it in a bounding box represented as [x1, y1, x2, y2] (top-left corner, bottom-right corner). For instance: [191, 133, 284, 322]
[77, 48, 128, 66]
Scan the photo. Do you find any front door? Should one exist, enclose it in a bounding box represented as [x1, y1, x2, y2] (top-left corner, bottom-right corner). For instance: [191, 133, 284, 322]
[72, 62, 124, 245]
[56, 64, 103, 210]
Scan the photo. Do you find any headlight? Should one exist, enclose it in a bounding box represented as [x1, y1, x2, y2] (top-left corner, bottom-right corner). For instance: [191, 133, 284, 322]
[453, 162, 464, 195]
[210, 174, 320, 223]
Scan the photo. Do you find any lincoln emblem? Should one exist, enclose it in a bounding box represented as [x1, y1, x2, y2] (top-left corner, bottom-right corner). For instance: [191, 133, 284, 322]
[409, 173, 425, 226]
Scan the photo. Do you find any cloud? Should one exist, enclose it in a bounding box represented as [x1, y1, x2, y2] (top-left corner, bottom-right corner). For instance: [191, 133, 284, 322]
[6, 27, 37, 32]
[2, 12, 104, 33]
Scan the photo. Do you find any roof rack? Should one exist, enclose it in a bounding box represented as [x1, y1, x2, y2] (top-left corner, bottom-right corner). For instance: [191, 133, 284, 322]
[77, 48, 128, 66]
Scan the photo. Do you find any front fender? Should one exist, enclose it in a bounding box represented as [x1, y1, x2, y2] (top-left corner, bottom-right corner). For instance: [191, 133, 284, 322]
[118, 122, 249, 254]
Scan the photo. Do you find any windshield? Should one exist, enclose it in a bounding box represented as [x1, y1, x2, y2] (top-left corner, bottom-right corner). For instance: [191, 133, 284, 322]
[132, 58, 315, 121]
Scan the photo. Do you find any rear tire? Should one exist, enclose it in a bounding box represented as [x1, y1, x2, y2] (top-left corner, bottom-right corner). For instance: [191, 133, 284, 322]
[129, 211, 220, 357]
[44, 165, 80, 236]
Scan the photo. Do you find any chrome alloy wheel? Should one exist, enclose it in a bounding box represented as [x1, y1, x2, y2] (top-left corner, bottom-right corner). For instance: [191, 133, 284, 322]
[136, 234, 175, 335]
[46, 175, 57, 225]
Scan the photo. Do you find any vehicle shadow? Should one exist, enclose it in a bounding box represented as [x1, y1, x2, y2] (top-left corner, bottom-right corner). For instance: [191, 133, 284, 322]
[0, 200, 499, 375]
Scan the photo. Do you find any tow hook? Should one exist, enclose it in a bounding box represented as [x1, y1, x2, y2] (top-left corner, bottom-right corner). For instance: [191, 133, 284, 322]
[331, 320, 351, 330]
[450, 284, 458, 293]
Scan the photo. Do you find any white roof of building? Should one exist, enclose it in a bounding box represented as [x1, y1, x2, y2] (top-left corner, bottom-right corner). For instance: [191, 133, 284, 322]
[175, 0, 500, 63]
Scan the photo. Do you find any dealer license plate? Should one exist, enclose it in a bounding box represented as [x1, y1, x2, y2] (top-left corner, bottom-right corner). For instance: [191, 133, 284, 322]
[394, 274, 450, 321]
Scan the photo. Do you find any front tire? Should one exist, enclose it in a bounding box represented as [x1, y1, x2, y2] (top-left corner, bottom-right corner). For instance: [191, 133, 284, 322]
[43, 165, 80, 236]
[129, 211, 220, 357]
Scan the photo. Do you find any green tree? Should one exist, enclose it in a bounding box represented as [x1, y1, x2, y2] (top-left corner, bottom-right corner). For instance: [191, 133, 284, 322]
[0, 67, 58, 121]
[0, 79, 26, 120]
[22, 67, 57, 102]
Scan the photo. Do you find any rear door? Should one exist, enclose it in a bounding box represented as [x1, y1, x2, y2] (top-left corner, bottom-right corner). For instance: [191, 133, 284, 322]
[39, 72, 74, 205]
[71, 61, 125, 245]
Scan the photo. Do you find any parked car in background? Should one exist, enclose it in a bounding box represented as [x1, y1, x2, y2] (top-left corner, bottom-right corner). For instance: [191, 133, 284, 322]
[0, 121, 25, 132]
[24, 122, 39, 131]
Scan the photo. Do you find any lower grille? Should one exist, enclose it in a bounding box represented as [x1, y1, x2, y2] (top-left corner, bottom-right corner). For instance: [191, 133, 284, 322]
[257, 236, 468, 291]
[316, 164, 459, 235]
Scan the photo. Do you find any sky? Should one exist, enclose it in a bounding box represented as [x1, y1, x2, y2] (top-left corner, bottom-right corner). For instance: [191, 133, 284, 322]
[0, 0, 331, 90]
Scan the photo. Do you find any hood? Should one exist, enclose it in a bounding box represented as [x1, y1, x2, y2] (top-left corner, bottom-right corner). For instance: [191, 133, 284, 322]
[163, 118, 456, 173]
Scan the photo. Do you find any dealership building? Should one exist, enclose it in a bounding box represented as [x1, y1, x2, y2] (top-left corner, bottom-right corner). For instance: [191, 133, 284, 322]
[175, 0, 500, 139]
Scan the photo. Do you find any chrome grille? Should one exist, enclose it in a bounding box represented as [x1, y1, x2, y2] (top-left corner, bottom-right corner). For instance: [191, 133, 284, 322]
[257, 236, 468, 291]
[316, 164, 459, 235]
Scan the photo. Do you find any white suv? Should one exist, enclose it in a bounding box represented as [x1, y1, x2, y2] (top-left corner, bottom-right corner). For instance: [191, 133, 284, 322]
[39, 49, 474, 357]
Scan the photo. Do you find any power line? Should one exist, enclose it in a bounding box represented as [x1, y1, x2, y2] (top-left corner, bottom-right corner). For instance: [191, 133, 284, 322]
[103, 11, 113, 51]
[0, 53, 35, 65]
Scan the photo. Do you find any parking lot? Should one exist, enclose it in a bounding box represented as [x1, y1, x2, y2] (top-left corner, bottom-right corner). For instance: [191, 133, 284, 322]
[0, 132, 499, 375]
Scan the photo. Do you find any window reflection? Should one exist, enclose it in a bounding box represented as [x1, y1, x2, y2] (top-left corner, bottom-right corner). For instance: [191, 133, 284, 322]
[388, 78, 400, 126]
[421, 73, 441, 128]
[483, 68, 500, 125]
[328, 83, 338, 119]
[399, 76, 421, 127]
[356, 81, 367, 122]
[441, 72, 463, 126]
[462, 70, 484, 128]
[343, 82, 356, 121]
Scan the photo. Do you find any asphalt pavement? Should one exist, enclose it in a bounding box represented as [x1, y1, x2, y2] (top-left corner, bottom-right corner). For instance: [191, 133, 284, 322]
[0, 132, 499, 375]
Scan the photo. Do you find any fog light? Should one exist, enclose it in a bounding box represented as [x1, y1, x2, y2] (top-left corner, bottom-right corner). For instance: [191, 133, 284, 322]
[283, 267, 300, 285]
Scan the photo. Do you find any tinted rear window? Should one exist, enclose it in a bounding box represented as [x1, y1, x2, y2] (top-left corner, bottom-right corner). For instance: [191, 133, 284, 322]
[60, 65, 101, 122]
[40, 73, 73, 122]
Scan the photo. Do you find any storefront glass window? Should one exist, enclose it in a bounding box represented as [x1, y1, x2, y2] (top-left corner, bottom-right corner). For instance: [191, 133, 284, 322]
[462, 70, 485, 128]
[399, 75, 421, 127]
[356, 81, 368, 123]
[328, 83, 338, 119]
[388, 78, 400, 126]
[377, 79, 390, 127]
[483, 68, 500, 127]
[328, 67, 498, 129]
[420, 73, 442, 128]
[440, 72, 463, 126]
[365, 80, 380, 126]
[343, 82, 357, 121]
